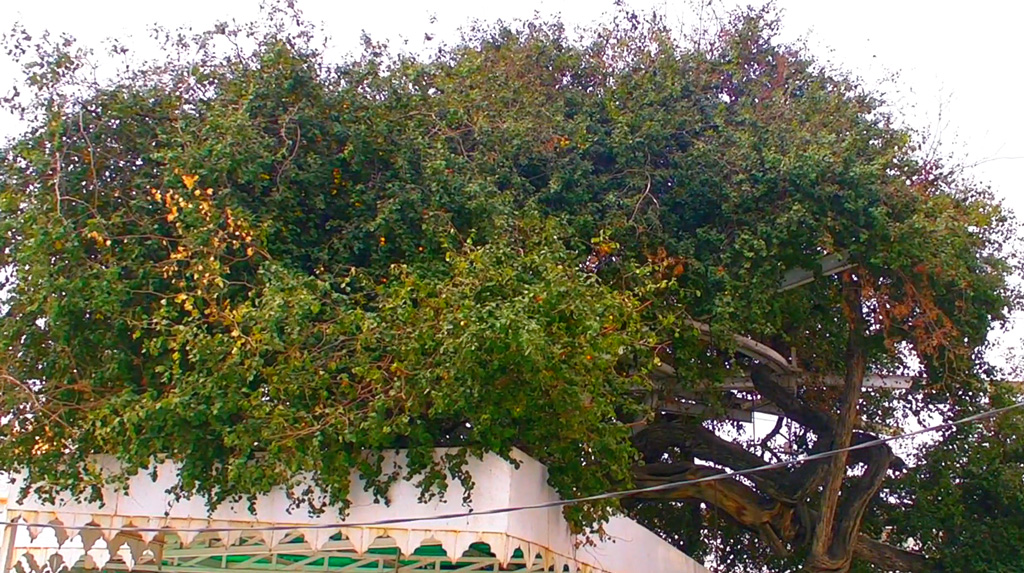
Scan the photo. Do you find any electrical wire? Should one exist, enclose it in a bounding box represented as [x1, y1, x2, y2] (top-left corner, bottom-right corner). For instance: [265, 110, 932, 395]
[2, 400, 1022, 534]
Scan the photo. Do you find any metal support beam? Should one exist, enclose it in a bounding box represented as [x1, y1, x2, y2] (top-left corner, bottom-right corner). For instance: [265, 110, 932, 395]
[778, 253, 855, 292]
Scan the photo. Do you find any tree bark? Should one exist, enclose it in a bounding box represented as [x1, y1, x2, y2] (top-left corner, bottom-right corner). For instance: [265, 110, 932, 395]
[634, 421, 798, 502]
[806, 276, 869, 572]
[854, 536, 932, 572]
[630, 462, 931, 571]
[634, 273, 922, 572]
[633, 462, 798, 556]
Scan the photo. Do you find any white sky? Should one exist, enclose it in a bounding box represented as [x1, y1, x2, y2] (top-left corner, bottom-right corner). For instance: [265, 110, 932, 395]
[2, 0, 1023, 358]
[3, 0, 1021, 204]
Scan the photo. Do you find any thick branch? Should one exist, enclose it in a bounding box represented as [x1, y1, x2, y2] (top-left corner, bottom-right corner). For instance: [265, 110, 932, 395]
[809, 275, 868, 572]
[750, 366, 834, 435]
[684, 319, 795, 373]
[832, 442, 895, 562]
[634, 421, 797, 502]
[760, 415, 786, 452]
[630, 463, 933, 572]
[854, 535, 932, 572]
[633, 461, 797, 556]
[783, 430, 905, 504]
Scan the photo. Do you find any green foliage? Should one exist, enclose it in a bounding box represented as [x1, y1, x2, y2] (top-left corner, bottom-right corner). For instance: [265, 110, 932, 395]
[0, 1, 1019, 562]
[882, 389, 1024, 572]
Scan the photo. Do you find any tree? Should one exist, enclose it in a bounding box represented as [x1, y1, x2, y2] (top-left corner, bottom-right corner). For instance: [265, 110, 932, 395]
[878, 388, 1024, 572]
[1, 4, 1021, 572]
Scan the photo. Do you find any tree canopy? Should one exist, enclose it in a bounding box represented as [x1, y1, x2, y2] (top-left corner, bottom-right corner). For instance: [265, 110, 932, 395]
[2, 4, 1022, 572]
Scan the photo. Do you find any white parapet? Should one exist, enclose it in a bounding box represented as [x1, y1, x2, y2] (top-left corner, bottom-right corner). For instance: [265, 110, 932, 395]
[0, 449, 708, 573]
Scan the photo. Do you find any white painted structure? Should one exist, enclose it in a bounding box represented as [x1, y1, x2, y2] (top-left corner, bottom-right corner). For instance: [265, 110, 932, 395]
[0, 449, 708, 573]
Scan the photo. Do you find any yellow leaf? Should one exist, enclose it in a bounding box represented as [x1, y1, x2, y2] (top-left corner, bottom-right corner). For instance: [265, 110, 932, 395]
[181, 174, 198, 190]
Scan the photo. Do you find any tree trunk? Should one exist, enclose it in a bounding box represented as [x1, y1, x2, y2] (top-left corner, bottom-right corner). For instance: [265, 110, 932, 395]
[631, 462, 931, 572]
[633, 272, 921, 572]
[806, 275, 868, 572]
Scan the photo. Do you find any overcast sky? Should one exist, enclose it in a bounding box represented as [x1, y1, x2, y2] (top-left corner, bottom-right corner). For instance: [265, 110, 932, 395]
[5, 0, 1020, 200]
[3, 0, 1023, 361]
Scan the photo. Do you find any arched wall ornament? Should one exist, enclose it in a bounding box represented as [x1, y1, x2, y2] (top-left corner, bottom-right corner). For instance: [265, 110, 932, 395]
[0, 450, 709, 573]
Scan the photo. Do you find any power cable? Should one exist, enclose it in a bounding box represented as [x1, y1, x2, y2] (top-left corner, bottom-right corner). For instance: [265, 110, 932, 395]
[2, 401, 1022, 534]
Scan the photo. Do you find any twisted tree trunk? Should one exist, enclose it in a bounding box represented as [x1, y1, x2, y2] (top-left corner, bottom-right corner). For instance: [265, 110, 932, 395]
[629, 271, 931, 571]
[631, 461, 930, 572]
